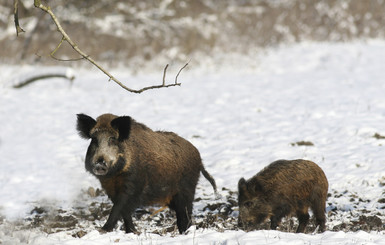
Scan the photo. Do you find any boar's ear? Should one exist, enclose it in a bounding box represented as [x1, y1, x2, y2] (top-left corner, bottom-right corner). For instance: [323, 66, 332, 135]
[77, 114, 96, 139]
[111, 116, 131, 141]
[238, 178, 247, 193]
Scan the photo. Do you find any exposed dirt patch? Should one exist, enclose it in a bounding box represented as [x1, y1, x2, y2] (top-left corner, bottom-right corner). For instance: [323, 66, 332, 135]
[13, 186, 385, 237]
[374, 133, 385, 140]
[291, 141, 315, 146]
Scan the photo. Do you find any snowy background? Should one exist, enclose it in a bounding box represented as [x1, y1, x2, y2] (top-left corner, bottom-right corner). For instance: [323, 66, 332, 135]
[1, 0, 385, 244]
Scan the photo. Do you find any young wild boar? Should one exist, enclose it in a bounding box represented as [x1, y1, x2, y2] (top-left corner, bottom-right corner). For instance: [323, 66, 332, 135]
[76, 113, 217, 234]
[238, 159, 328, 233]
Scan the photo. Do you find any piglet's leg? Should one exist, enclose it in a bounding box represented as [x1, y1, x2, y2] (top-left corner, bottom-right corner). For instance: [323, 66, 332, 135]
[270, 216, 279, 230]
[296, 211, 310, 233]
[312, 204, 326, 232]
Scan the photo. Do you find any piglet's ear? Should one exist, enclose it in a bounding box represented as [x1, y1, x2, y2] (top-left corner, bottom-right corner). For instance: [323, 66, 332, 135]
[77, 114, 96, 139]
[238, 178, 247, 193]
[250, 177, 264, 193]
[111, 116, 131, 141]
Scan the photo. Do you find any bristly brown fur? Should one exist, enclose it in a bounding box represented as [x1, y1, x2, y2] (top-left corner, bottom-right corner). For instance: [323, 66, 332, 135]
[238, 159, 328, 233]
[77, 113, 217, 234]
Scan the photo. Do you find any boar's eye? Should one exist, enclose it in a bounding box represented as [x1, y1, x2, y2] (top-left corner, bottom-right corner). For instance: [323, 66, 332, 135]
[244, 201, 253, 208]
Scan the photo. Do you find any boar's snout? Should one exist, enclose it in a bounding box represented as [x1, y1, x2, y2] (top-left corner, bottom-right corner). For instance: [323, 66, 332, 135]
[93, 159, 109, 176]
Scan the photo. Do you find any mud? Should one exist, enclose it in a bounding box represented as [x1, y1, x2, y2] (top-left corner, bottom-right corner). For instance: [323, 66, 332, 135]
[10, 186, 384, 237]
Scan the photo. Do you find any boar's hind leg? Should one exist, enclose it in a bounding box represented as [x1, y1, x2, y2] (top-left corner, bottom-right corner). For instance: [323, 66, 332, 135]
[169, 193, 193, 234]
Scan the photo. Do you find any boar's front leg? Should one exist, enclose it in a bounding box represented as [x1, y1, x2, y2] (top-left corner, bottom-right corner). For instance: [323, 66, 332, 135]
[102, 194, 137, 233]
[122, 208, 136, 233]
[102, 197, 127, 232]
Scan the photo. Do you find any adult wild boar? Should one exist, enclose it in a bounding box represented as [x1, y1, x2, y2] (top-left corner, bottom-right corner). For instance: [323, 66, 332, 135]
[76, 113, 217, 234]
[238, 159, 328, 233]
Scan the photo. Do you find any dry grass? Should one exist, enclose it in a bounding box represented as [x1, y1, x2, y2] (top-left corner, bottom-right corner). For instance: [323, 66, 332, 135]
[2, 0, 385, 67]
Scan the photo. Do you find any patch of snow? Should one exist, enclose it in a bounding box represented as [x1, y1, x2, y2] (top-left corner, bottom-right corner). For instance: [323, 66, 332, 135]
[1, 41, 385, 243]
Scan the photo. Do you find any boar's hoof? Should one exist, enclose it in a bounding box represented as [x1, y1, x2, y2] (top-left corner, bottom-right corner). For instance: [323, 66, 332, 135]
[101, 224, 114, 232]
[98, 227, 108, 234]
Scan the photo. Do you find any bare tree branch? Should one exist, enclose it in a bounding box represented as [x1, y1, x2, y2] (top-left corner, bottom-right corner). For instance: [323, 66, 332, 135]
[175, 62, 189, 84]
[13, 72, 75, 89]
[162, 64, 169, 86]
[131, 62, 188, 93]
[15, 0, 186, 93]
[13, 0, 25, 36]
[50, 36, 65, 57]
[49, 37, 84, 62]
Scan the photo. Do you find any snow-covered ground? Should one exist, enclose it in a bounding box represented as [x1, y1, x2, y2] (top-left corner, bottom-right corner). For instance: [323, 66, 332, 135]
[1, 41, 385, 244]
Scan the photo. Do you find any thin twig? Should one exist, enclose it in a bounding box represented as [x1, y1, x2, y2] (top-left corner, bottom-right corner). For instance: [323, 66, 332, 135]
[31, 0, 186, 94]
[162, 64, 169, 86]
[50, 55, 85, 62]
[49, 36, 85, 61]
[175, 62, 189, 85]
[50, 36, 64, 57]
[48, 31, 87, 61]
[13, 0, 25, 36]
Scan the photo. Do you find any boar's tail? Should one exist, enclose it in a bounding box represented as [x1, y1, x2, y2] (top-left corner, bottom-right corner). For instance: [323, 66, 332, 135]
[201, 167, 217, 194]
